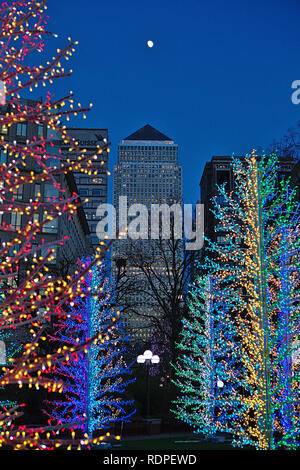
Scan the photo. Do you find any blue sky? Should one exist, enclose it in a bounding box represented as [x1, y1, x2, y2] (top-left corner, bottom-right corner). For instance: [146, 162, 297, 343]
[47, 0, 300, 203]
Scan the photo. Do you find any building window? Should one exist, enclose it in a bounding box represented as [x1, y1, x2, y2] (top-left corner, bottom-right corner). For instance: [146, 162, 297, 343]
[42, 217, 58, 234]
[46, 127, 60, 140]
[33, 213, 39, 225]
[14, 185, 23, 200]
[41, 246, 57, 264]
[216, 170, 230, 189]
[45, 156, 59, 169]
[44, 145, 60, 169]
[79, 188, 88, 196]
[217, 235, 229, 245]
[79, 177, 90, 184]
[16, 123, 27, 137]
[92, 189, 104, 197]
[37, 124, 44, 137]
[44, 183, 58, 201]
[11, 212, 22, 229]
[0, 340, 6, 365]
[34, 183, 41, 199]
[0, 150, 6, 164]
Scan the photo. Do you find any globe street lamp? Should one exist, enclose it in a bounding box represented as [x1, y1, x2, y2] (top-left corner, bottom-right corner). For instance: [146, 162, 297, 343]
[217, 379, 224, 388]
[137, 350, 160, 419]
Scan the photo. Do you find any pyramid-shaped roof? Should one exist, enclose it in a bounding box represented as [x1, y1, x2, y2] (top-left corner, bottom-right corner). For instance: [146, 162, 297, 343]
[124, 124, 172, 141]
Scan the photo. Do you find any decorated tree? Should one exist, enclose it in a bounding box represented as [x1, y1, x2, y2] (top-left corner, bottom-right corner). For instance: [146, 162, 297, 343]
[0, 0, 117, 449]
[0, 279, 20, 413]
[44, 257, 135, 439]
[172, 275, 216, 436]
[201, 151, 300, 449]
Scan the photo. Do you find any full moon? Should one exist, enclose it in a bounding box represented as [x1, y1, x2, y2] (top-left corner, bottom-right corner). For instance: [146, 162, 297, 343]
[147, 40, 154, 48]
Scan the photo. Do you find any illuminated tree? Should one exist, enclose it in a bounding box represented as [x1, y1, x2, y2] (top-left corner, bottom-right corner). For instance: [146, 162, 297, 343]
[0, 279, 20, 414]
[202, 151, 300, 449]
[172, 276, 216, 436]
[0, 0, 116, 449]
[45, 257, 135, 438]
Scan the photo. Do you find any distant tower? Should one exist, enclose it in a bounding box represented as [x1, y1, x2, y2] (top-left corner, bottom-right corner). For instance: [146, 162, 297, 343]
[112, 124, 182, 342]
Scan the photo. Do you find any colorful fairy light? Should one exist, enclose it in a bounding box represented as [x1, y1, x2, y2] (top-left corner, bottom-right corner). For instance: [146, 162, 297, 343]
[173, 152, 300, 450]
[44, 257, 135, 439]
[172, 276, 217, 437]
[0, 279, 20, 415]
[0, 0, 117, 450]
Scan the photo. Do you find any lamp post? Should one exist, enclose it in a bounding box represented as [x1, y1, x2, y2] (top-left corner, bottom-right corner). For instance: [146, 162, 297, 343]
[137, 350, 160, 419]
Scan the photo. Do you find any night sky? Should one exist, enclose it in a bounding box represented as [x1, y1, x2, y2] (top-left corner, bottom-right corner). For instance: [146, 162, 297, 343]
[47, 0, 300, 204]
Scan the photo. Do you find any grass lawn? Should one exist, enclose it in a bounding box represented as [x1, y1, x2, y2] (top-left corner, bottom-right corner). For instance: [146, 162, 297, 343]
[112, 436, 236, 451]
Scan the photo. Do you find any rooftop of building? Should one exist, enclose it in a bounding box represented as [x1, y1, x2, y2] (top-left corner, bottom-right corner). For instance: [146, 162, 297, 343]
[65, 127, 108, 131]
[200, 154, 297, 186]
[123, 124, 173, 142]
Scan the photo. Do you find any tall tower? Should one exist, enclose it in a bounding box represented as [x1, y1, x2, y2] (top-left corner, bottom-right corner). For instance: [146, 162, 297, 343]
[112, 124, 182, 343]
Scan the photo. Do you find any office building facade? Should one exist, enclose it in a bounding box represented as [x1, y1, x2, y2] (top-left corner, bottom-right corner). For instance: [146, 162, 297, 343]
[61, 128, 109, 249]
[0, 100, 91, 276]
[112, 124, 182, 342]
[0, 99, 92, 355]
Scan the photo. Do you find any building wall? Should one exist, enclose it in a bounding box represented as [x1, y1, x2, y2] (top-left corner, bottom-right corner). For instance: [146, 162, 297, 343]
[200, 154, 296, 262]
[0, 100, 91, 277]
[0, 99, 92, 357]
[61, 128, 108, 249]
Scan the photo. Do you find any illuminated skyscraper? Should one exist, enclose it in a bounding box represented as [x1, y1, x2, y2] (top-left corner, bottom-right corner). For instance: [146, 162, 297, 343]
[112, 124, 182, 342]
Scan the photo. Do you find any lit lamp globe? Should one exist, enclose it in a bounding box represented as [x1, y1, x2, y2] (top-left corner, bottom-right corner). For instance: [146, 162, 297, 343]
[217, 379, 224, 388]
[137, 355, 145, 364]
[151, 355, 160, 364]
[143, 350, 153, 360]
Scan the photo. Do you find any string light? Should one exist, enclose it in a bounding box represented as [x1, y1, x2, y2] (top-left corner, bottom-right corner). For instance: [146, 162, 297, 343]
[172, 276, 216, 437]
[0, 0, 116, 450]
[44, 257, 135, 440]
[174, 152, 300, 450]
